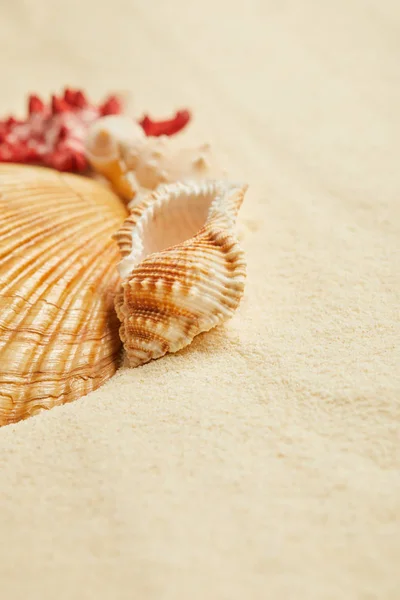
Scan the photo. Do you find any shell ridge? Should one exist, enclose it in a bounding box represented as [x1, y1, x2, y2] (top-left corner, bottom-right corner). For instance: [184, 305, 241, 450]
[0, 205, 109, 267]
[1, 217, 118, 319]
[31, 243, 120, 384]
[2, 240, 118, 408]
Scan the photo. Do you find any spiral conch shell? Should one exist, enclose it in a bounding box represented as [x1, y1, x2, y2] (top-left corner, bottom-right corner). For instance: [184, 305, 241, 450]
[113, 179, 247, 368]
[85, 116, 227, 206]
[0, 164, 127, 426]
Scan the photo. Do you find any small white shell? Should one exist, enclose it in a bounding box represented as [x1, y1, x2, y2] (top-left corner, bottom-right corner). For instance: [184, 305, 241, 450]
[85, 116, 145, 201]
[85, 115, 226, 205]
[113, 180, 247, 367]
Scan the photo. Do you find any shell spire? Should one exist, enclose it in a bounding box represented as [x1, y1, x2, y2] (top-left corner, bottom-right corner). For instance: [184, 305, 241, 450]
[113, 180, 247, 367]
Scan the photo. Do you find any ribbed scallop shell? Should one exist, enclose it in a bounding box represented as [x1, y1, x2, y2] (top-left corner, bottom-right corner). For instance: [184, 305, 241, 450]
[113, 180, 247, 367]
[0, 164, 127, 426]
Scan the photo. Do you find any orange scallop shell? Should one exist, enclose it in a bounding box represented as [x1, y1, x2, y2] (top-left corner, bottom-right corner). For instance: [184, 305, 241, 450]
[0, 164, 127, 425]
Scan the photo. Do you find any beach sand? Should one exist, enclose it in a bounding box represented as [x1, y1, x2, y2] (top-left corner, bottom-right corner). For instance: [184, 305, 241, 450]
[0, 1, 399, 598]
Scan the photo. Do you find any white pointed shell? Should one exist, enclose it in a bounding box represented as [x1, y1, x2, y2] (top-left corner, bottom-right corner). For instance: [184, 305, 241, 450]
[0, 164, 127, 425]
[85, 115, 226, 205]
[113, 180, 247, 367]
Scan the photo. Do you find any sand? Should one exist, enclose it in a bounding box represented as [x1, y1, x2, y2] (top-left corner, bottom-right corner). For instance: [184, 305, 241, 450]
[0, 1, 399, 598]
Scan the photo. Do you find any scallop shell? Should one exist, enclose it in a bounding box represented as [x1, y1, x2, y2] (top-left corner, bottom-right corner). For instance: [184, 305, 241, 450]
[85, 115, 226, 206]
[113, 180, 247, 367]
[0, 163, 127, 426]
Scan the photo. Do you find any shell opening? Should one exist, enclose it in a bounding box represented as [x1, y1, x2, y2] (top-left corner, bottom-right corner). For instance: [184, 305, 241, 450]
[118, 182, 218, 278]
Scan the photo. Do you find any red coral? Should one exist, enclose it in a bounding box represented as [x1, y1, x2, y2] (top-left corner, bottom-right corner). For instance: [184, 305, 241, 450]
[0, 89, 123, 172]
[100, 96, 123, 116]
[0, 90, 191, 173]
[28, 95, 45, 114]
[139, 109, 191, 136]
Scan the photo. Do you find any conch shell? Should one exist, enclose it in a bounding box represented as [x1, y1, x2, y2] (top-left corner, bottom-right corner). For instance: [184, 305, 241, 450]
[85, 115, 227, 205]
[113, 179, 247, 367]
[0, 163, 127, 426]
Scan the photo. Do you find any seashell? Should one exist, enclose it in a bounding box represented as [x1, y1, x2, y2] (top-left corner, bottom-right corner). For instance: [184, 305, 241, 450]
[113, 179, 247, 368]
[85, 116, 145, 201]
[85, 115, 227, 206]
[0, 163, 127, 426]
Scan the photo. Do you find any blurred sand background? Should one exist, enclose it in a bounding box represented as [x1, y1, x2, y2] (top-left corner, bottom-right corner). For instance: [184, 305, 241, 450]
[0, 1, 399, 598]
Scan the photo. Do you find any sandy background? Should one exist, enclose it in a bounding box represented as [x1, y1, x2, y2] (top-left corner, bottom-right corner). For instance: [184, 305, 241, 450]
[1, 0, 399, 598]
